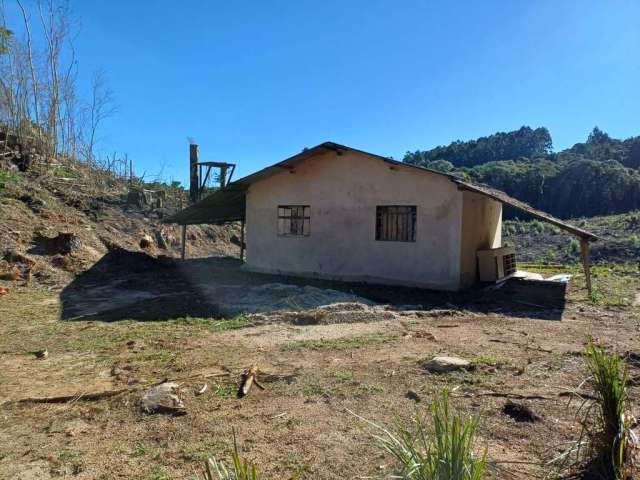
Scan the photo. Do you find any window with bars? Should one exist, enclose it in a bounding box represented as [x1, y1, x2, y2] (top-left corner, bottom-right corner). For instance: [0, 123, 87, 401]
[277, 205, 310, 236]
[376, 206, 417, 242]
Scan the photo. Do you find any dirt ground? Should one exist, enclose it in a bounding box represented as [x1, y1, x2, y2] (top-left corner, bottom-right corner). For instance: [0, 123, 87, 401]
[0, 257, 639, 480]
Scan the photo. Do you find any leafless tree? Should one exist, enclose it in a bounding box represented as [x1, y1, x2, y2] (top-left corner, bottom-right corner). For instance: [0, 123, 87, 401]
[85, 70, 116, 163]
[15, 0, 40, 134]
[0, 0, 117, 173]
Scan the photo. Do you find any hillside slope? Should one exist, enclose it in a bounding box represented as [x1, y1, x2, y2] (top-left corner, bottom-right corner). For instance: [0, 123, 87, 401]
[0, 155, 240, 288]
[503, 211, 640, 264]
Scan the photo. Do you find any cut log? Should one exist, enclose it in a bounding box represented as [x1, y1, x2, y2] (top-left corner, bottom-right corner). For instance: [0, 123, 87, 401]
[237, 365, 260, 398]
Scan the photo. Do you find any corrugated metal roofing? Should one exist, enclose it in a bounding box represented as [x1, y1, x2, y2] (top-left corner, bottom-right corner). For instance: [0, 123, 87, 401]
[163, 141, 598, 241]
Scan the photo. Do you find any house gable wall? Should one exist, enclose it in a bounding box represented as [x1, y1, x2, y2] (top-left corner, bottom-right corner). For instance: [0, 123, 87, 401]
[244, 150, 464, 290]
[459, 191, 502, 288]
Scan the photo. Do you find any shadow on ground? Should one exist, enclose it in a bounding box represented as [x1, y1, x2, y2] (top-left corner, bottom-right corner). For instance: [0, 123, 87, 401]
[59, 249, 566, 322]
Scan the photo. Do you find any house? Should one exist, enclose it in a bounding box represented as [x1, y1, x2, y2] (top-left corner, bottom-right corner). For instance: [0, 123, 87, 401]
[166, 142, 597, 292]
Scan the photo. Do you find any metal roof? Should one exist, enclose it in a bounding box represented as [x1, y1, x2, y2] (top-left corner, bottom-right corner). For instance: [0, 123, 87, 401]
[163, 142, 598, 241]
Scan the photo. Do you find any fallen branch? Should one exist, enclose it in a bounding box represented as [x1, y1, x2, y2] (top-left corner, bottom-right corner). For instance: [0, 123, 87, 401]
[455, 391, 554, 400]
[13, 388, 130, 404]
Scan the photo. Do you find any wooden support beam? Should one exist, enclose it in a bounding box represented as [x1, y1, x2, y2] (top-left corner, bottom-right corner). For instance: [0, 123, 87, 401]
[189, 144, 199, 203]
[240, 218, 245, 261]
[580, 237, 592, 296]
[181, 225, 187, 260]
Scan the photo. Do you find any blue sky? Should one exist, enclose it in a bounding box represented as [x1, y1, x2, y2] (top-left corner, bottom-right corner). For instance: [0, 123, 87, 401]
[6, 1, 640, 184]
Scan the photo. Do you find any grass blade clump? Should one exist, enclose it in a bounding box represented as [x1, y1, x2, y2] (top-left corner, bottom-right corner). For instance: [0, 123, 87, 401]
[203, 432, 259, 480]
[369, 390, 487, 479]
[581, 340, 637, 479]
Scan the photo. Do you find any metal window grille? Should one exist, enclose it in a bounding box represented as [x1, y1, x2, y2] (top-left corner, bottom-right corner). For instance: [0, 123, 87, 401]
[502, 252, 516, 276]
[278, 205, 310, 236]
[376, 206, 417, 242]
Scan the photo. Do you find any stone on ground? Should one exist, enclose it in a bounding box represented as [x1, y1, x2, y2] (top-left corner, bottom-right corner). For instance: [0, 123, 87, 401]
[423, 356, 471, 373]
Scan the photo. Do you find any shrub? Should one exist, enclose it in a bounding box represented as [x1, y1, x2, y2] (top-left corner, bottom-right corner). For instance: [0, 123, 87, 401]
[362, 390, 487, 479]
[582, 341, 637, 479]
[556, 340, 638, 478]
[202, 434, 259, 480]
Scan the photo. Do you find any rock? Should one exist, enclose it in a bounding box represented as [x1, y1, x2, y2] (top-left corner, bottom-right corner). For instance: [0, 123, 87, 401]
[502, 401, 541, 422]
[423, 356, 471, 373]
[155, 230, 168, 250]
[140, 382, 185, 415]
[414, 331, 437, 341]
[36, 232, 81, 255]
[18, 194, 46, 213]
[230, 234, 242, 247]
[139, 235, 153, 249]
[32, 348, 48, 359]
[406, 390, 421, 402]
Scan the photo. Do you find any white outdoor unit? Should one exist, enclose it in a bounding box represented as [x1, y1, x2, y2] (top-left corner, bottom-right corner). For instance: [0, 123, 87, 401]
[476, 246, 517, 282]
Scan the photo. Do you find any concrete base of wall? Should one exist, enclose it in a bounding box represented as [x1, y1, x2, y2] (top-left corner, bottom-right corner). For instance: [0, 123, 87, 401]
[241, 264, 461, 292]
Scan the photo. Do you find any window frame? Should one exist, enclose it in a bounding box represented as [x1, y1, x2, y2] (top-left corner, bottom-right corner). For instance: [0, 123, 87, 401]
[277, 205, 311, 237]
[375, 205, 417, 242]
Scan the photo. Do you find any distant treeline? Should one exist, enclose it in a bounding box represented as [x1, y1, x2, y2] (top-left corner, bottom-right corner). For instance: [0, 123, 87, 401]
[403, 126, 640, 219]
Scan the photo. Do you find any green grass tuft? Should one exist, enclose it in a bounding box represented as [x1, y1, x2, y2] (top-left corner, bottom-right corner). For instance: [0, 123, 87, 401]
[582, 340, 636, 479]
[357, 390, 487, 479]
[554, 340, 637, 479]
[202, 432, 259, 480]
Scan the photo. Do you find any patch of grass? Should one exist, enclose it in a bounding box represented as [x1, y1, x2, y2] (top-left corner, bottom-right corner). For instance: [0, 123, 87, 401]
[0, 170, 22, 191]
[470, 354, 498, 366]
[281, 333, 396, 352]
[212, 315, 253, 332]
[56, 449, 85, 475]
[520, 262, 639, 307]
[146, 468, 173, 480]
[285, 416, 303, 429]
[57, 449, 82, 462]
[212, 382, 237, 399]
[180, 446, 210, 462]
[131, 441, 147, 458]
[53, 166, 75, 178]
[203, 433, 260, 480]
[333, 370, 354, 382]
[358, 390, 487, 480]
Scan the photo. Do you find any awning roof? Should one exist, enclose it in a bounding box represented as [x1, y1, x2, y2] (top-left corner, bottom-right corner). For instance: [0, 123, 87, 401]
[164, 142, 598, 241]
[453, 179, 598, 241]
[164, 185, 246, 225]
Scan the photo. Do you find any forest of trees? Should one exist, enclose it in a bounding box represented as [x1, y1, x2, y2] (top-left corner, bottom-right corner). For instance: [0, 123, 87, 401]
[404, 126, 640, 219]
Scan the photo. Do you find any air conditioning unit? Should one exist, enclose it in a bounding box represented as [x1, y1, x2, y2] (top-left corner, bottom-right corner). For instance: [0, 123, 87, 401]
[477, 246, 516, 282]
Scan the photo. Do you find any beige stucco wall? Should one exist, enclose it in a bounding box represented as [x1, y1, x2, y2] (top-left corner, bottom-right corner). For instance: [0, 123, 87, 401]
[244, 150, 465, 290]
[459, 191, 502, 288]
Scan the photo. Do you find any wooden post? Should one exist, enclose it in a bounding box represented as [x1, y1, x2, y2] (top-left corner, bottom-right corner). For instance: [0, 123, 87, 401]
[189, 144, 199, 203]
[181, 224, 187, 260]
[240, 218, 245, 261]
[580, 237, 592, 296]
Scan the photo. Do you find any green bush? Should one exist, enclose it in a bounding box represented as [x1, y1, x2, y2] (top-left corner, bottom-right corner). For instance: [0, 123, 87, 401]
[369, 390, 487, 479]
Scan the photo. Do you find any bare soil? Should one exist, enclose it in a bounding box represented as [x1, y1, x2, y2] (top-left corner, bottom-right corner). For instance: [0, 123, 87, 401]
[0, 257, 638, 480]
[0, 157, 241, 288]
